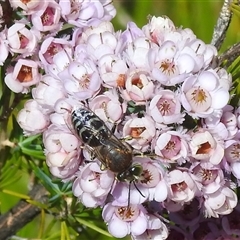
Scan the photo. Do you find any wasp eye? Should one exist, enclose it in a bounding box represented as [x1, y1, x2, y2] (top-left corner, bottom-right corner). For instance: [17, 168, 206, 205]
[129, 165, 142, 176]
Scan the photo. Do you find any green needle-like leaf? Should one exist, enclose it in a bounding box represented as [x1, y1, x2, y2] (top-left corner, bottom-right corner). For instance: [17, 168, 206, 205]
[30, 162, 60, 195]
[2, 189, 30, 199]
[75, 217, 113, 238]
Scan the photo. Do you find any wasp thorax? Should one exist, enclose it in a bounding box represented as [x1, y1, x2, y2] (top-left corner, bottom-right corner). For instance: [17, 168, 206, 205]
[71, 108, 110, 147]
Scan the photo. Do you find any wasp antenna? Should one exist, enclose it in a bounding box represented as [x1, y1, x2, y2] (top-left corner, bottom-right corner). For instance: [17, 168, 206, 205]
[123, 135, 133, 141]
[154, 212, 170, 224]
[133, 181, 145, 198]
[127, 182, 131, 209]
[60, 107, 71, 113]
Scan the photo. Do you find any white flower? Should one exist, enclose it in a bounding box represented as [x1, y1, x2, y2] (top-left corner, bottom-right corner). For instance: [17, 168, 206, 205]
[189, 130, 224, 165]
[181, 69, 231, 118]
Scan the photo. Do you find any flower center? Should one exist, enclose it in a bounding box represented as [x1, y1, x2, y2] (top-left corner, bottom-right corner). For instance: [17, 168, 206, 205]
[162, 136, 181, 159]
[116, 74, 126, 88]
[89, 172, 101, 184]
[225, 143, 240, 162]
[185, 87, 211, 112]
[230, 143, 240, 159]
[17, 65, 32, 82]
[130, 127, 145, 138]
[140, 169, 153, 184]
[116, 206, 139, 222]
[157, 98, 175, 116]
[48, 43, 62, 56]
[41, 7, 54, 26]
[132, 77, 143, 89]
[171, 181, 187, 192]
[200, 168, 218, 185]
[159, 59, 176, 76]
[21, 0, 31, 4]
[18, 32, 29, 48]
[196, 142, 211, 154]
[79, 74, 90, 89]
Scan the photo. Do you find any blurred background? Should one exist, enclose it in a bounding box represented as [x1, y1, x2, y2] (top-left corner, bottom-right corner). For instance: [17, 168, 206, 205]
[112, 0, 240, 52]
[1, 1, 240, 239]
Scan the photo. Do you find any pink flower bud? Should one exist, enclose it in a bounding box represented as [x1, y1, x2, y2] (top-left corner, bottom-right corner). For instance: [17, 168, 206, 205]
[17, 100, 50, 135]
[7, 22, 38, 55]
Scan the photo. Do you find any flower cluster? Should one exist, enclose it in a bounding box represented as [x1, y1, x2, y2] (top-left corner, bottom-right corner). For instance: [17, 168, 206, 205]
[2, 0, 240, 239]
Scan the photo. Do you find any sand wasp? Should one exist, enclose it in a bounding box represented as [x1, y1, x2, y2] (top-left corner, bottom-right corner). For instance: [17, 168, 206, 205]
[71, 107, 143, 201]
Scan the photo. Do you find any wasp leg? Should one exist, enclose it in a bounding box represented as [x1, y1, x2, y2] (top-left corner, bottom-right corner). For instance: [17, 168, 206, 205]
[82, 145, 97, 161]
[122, 135, 133, 141]
[100, 163, 107, 171]
[133, 150, 159, 160]
[133, 181, 145, 197]
[110, 122, 117, 134]
[133, 151, 158, 160]
[127, 181, 145, 209]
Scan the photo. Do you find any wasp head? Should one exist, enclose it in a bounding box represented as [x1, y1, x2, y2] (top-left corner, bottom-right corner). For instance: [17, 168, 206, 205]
[117, 164, 142, 182]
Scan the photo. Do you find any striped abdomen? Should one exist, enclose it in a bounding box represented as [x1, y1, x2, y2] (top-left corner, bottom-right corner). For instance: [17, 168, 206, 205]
[71, 108, 110, 147]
